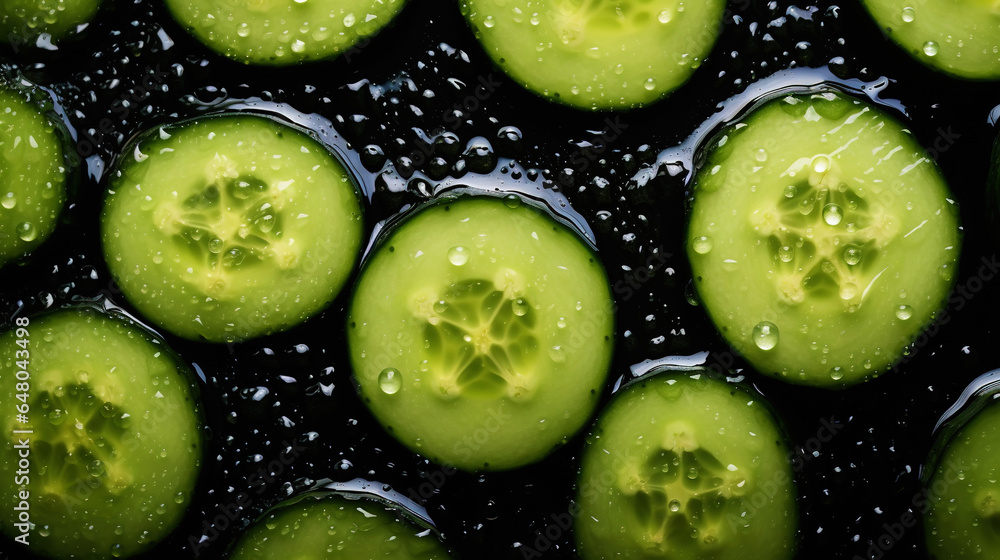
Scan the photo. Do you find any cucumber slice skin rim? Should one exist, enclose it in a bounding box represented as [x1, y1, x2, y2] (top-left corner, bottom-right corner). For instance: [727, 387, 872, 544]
[574, 370, 798, 560]
[101, 111, 366, 343]
[686, 90, 961, 389]
[460, 0, 727, 111]
[924, 398, 1000, 559]
[163, 0, 409, 66]
[347, 192, 616, 472]
[0, 77, 70, 268]
[0, 0, 104, 45]
[0, 306, 204, 560]
[226, 491, 454, 560]
[860, 0, 1000, 80]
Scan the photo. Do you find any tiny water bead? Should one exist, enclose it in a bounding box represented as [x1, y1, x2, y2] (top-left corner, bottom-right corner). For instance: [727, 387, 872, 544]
[896, 305, 914, 321]
[692, 236, 714, 254]
[448, 245, 469, 266]
[378, 368, 402, 395]
[512, 298, 529, 316]
[752, 321, 779, 351]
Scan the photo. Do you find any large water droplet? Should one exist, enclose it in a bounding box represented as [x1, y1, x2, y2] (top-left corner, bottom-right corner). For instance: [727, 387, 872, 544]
[830, 367, 844, 381]
[1, 193, 15, 209]
[658, 10, 673, 23]
[844, 246, 862, 266]
[512, 298, 529, 316]
[669, 499, 681, 512]
[923, 41, 939, 56]
[901, 7, 915, 22]
[378, 368, 402, 395]
[503, 194, 521, 208]
[812, 155, 831, 173]
[896, 305, 913, 321]
[16, 222, 37, 242]
[448, 246, 469, 266]
[692, 236, 713, 254]
[840, 282, 858, 300]
[823, 203, 843, 226]
[752, 321, 779, 351]
[778, 245, 794, 263]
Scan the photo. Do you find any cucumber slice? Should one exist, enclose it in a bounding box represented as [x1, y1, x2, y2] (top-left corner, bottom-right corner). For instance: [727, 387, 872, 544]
[164, 0, 408, 66]
[0, 308, 203, 560]
[687, 92, 961, 388]
[861, 0, 1000, 80]
[575, 370, 797, 560]
[101, 113, 365, 343]
[227, 492, 453, 559]
[0, 0, 103, 45]
[0, 79, 68, 267]
[459, 0, 727, 111]
[925, 395, 1000, 559]
[347, 193, 615, 471]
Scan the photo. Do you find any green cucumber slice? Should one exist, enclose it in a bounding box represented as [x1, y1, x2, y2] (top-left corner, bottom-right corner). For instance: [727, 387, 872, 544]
[101, 113, 365, 343]
[459, 0, 727, 110]
[0, 0, 103, 45]
[925, 395, 1000, 559]
[687, 91, 961, 388]
[347, 193, 615, 471]
[574, 370, 797, 560]
[0, 308, 203, 560]
[861, 0, 1000, 80]
[164, 0, 408, 66]
[0, 79, 68, 267]
[227, 492, 453, 559]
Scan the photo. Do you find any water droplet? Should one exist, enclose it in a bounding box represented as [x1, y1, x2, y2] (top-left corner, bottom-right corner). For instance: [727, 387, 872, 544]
[223, 247, 246, 267]
[901, 7, 915, 22]
[503, 194, 521, 208]
[378, 368, 402, 395]
[896, 305, 913, 321]
[778, 245, 794, 263]
[658, 9, 673, 23]
[343, 13, 356, 27]
[48, 408, 67, 425]
[512, 298, 529, 316]
[687, 466, 699, 480]
[484, 15, 495, 28]
[549, 346, 566, 362]
[236, 23, 250, 37]
[556, 317, 567, 328]
[100, 402, 116, 418]
[669, 499, 681, 512]
[844, 246, 862, 266]
[208, 238, 224, 254]
[823, 203, 843, 226]
[812, 155, 831, 173]
[840, 282, 858, 301]
[174, 492, 186, 504]
[448, 246, 469, 266]
[644, 78, 657, 91]
[923, 41, 939, 56]
[1, 193, 15, 209]
[830, 367, 844, 381]
[433, 300, 448, 314]
[784, 185, 797, 198]
[692, 236, 713, 254]
[721, 258, 738, 271]
[16, 222, 37, 242]
[87, 460, 105, 477]
[752, 322, 779, 351]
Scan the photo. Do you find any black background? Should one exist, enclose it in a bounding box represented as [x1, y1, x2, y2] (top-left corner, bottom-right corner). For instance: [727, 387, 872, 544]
[1, 1, 999, 559]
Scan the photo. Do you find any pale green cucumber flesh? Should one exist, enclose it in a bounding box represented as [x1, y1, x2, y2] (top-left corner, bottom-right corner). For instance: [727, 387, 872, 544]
[347, 194, 615, 471]
[575, 372, 797, 560]
[687, 92, 960, 388]
[101, 113, 364, 343]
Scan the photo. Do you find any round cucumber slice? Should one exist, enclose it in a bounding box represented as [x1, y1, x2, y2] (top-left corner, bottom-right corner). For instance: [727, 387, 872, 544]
[861, 0, 1000, 80]
[0, 0, 103, 45]
[459, 0, 726, 111]
[687, 91, 961, 388]
[0, 79, 68, 268]
[164, 0, 408, 66]
[575, 370, 797, 560]
[925, 392, 1000, 559]
[227, 492, 453, 559]
[0, 307, 203, 560]
[347, 193, 615, 471]
[101, 113, 365, 343]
